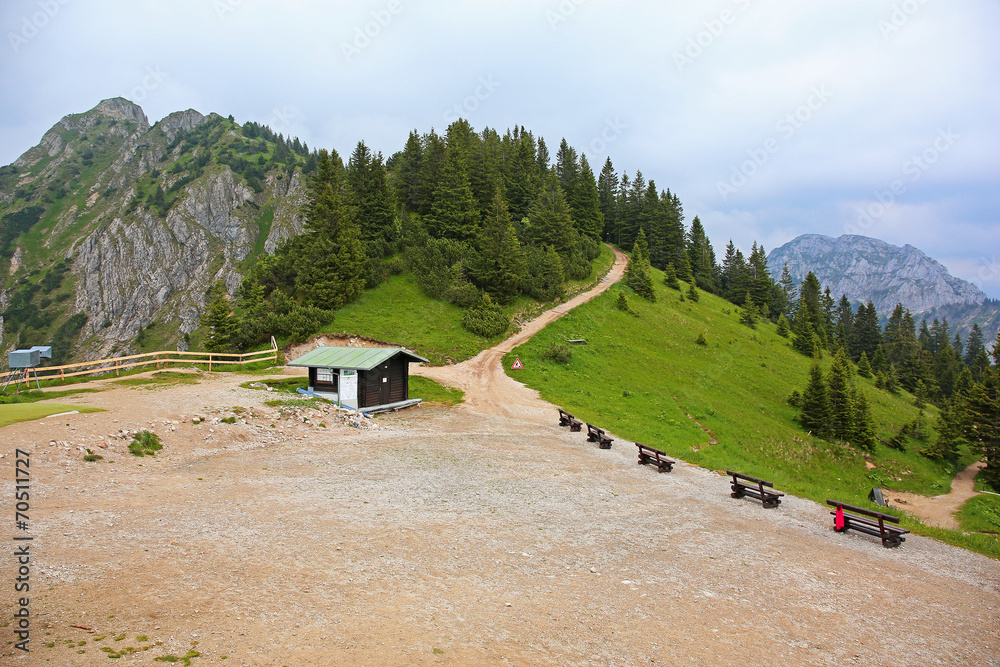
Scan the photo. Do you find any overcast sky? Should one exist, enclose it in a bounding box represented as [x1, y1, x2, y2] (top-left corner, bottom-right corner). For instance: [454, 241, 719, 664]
[2, 0, 998, 297]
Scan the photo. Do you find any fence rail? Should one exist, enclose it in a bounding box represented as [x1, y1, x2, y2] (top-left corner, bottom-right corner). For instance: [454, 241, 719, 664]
[3, 337, 279, 389]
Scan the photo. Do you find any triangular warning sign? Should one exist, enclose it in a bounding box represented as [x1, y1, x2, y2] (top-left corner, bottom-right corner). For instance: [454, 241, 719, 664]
[510, 357, 524, 370]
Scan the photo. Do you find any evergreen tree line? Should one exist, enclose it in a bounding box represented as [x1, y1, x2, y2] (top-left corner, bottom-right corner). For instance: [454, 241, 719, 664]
[786, 287, 1000, 488]
[205, 119, 619, 349]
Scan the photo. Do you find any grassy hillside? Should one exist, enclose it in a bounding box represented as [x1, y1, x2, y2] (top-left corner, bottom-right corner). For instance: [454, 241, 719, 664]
[301, 244, 616, 365]
[503, 272, 999, 558]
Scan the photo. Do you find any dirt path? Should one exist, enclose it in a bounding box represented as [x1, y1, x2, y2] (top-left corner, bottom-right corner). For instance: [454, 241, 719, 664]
[416, 245, 627, 421]
[890, 460, 987, 530]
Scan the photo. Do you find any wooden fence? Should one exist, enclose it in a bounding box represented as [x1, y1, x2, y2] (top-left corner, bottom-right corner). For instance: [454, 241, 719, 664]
[4, 337, 279, 388]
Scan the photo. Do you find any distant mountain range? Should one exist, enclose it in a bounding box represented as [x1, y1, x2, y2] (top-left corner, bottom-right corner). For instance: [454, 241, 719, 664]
[767, 234, 999, 347]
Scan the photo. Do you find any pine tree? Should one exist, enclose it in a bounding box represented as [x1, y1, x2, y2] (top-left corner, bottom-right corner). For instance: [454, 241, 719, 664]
[663, 263, 680, 290]
[885, 364, 900, 394]
[924, 397, 964, 461]
[739, 292, 759, 329]
[800, 362, 830, 437]
[428, 146, 481, 241]
[967, 369, 1000, 489]
[624, 228, 655, 301]
[686, 281, 699, 302]
[527, 175, 576, 257]
[393, 130, 424, 213]
[524, 244, 565, 302]
[201, 281, 237, 352]
[872, 344, 888, 373]
[914, 380, 927, 409]
[857, 351, 873, 378]
[298, 149, 366, 309]
[827, 349, 854, 440]
[778, 263, 797, 309]
[347, 141, 395, 255]
[792, 315, 819, 357]
[964, 323, 986, 367]
[616, 291, 631, 313]
[471, 187, 524, 303]
[850, 385, 877, 451]
[776, 313, 791, 338]
[597, 157, 618, 242]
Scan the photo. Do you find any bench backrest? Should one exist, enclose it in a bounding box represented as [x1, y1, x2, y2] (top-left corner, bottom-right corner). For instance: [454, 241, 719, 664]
[727, 470, 773, 488]
[826, 499, 900, 524]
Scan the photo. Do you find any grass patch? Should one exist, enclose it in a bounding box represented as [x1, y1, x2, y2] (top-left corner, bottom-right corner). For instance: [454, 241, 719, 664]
[0, 387, 102, 403]
[113, 371, 201, 388]
[409, 376, 464, 406]
[264, 397, 319, 408]
[128, 430, 163, 457]
[506, 277, 996, 558]
[0, 403, 103, 428]
[957, 494, 1000, 535]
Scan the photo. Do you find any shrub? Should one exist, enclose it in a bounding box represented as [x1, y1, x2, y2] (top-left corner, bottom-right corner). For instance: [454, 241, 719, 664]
[695, 332, 708, 346]
[461, 293, 509, 338]
[543, 344, 572, 364]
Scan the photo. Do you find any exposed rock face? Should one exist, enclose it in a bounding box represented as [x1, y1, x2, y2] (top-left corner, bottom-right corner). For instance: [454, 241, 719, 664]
[767, 234, 986, 315]
[0, 97, 307, 360]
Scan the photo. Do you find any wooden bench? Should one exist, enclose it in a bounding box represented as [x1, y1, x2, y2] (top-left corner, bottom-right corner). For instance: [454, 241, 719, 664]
[727, 471, 784, 508]
[636, 443, 674, 472]
[826, 500, 909, 548]
[586, 423, 613, 449]
[557, 409, 583, 432]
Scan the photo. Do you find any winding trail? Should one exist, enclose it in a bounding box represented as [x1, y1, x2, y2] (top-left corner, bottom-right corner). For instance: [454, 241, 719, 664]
[890, 460, 987, 529]
[415, 245, 628, 422]
[419, 244, 987, 529]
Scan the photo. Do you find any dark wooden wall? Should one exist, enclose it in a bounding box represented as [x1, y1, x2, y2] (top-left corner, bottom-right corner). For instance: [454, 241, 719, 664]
[357, 355, 409, 407]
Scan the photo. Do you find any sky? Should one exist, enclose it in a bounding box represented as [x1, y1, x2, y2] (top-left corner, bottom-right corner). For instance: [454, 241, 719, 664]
[1, 0, 998, 297]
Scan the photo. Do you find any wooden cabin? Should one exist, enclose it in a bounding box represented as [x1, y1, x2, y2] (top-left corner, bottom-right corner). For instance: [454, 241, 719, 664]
[286, 346, 428, 410]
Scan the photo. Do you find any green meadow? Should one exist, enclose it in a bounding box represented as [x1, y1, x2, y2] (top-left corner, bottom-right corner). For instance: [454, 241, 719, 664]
[503, 272, 998, 557]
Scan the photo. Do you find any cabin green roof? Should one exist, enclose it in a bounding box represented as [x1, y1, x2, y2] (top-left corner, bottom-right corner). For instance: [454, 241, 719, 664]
[286, 346, 428, 370]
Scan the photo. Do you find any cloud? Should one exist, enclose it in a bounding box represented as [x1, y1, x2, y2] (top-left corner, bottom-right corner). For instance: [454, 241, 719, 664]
[0, 0, 996, 295]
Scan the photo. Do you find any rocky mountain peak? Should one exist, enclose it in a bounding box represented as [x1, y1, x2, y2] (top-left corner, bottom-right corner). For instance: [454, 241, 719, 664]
[93, 97, 150, 129]
[767, 233, 986, 315]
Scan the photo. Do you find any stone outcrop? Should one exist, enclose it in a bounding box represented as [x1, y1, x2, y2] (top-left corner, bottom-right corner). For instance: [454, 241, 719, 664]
[767, 234, 986, 315]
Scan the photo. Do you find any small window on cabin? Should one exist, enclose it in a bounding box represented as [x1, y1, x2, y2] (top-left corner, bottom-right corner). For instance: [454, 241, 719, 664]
[316, 368, 334, 383]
